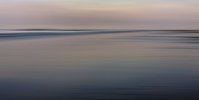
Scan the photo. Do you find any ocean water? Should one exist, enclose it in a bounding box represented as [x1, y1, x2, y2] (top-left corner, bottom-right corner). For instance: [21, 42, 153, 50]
[0, 30, 199, 100]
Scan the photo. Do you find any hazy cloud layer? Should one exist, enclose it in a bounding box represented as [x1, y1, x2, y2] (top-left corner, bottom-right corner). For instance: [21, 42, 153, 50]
[0, 0, 198, 29]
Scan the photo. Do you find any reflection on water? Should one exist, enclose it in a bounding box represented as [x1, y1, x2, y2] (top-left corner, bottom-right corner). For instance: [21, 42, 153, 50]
[0, 30, 199, 100]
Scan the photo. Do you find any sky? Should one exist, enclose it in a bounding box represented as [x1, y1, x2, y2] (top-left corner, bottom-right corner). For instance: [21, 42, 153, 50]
[0, 0, 198, 29]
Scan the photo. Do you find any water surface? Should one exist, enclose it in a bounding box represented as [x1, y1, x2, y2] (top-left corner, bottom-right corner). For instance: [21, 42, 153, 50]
[0, 30, 199, 100]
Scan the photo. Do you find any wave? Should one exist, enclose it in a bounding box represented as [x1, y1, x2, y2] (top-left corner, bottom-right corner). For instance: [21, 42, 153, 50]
[0, 29, 199, 41]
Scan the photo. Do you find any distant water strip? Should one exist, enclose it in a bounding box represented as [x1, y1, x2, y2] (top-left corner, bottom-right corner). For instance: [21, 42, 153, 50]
[0, 30, 141, 39]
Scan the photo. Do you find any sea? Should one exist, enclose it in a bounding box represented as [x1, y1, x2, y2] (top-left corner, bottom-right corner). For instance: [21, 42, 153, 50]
[0, 30, 199, 100]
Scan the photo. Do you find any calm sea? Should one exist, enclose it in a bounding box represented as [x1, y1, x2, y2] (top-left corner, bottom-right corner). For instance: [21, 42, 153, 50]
[0, 30, 199, 100]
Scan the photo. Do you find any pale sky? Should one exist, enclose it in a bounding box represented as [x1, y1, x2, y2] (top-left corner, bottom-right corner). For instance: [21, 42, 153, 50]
[0, 0, 198, 29]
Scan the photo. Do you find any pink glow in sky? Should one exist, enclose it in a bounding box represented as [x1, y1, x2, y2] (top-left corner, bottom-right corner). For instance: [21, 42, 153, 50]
[0, 0, 198, 29]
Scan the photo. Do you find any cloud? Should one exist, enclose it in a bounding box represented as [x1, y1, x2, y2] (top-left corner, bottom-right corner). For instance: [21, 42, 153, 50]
[0, 0, 198, 29]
